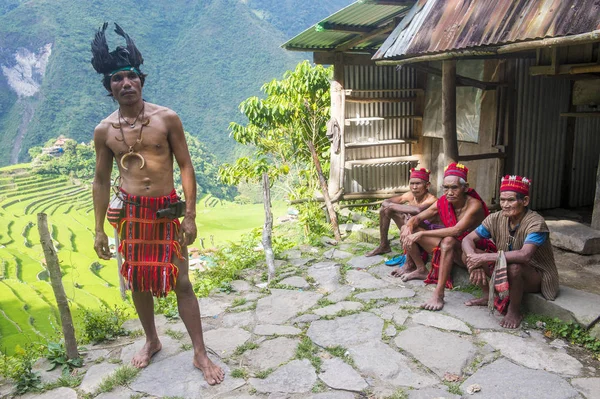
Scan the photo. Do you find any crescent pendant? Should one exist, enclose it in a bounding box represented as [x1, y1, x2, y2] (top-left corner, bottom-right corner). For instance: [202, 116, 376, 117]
[120, 152, 145, 170]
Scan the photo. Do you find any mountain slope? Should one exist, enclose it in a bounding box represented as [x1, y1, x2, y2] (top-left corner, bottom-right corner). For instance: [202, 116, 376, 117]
[0, 0, 353, 166]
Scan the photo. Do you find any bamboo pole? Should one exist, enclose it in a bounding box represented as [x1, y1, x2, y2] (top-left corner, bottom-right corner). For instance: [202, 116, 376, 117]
[261, 173, 276, 281]
[37, 213, 79, 360]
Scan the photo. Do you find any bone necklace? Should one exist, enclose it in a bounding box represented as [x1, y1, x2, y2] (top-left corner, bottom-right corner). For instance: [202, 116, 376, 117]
[115, 104, 148, 170]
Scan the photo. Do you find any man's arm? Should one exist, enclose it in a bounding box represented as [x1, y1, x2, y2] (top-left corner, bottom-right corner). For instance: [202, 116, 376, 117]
[92, 123, 114, 260]
[405, 201, 439, 232]
[419, 197, 482, 239]
[166, 110, 197, 246]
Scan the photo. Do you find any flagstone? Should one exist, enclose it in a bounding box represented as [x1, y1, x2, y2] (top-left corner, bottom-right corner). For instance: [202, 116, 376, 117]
[245, 337, 300, 371]
[346, 269, 389, 289]
[20, 387, 78, 399]
[307, 312, 384, 347]
[354, 288, 415, 301]
[412, 311, 472, 334]
[80, 363, 120, 394]
[279, 276, 310, 289]
[120, 335, 180, 365]
[318, 357, 368, 391]
[249, 359, 316, 394]
[479, 331, 583, 376]
[323, 248, 353, 259]
[570, 377, 600, 399]
[204, 327, 251, 357]
[222, 310, 255, 328]
[256, 289, 322, 324]
[313, 301, 363, 317]
[347, 255, 384, 269]
[324, 286, 353, 303]
[308, 261, 341, 293]
[254, 324, 302, 336]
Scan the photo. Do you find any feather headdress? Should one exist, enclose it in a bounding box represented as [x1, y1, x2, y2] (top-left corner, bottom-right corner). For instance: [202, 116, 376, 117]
[91, 22, 144, 76]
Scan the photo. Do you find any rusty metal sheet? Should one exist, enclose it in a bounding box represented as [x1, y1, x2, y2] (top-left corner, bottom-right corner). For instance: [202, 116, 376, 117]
[375, 0, 600, 60]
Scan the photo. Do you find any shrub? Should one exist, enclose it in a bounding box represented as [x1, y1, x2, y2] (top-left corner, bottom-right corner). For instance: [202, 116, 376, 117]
[45, 341, 83, 374]
[0, 344, 43, 394]
[81, 305, 129, 344]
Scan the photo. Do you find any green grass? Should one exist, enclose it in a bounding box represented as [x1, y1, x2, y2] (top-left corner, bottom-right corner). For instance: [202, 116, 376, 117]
[0, 168, 288, 354]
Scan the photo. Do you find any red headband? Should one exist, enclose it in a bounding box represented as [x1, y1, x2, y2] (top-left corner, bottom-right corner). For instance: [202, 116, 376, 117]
[410, 167, 430, 182]
[500, 175, 530, 196]
[444, 163, 468, 181]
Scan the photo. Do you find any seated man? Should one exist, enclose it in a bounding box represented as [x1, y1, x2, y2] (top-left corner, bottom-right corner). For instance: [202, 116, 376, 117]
[401, 163, 489, 310]
[366, 168, 437, 257]
[462, 175, 559, 329]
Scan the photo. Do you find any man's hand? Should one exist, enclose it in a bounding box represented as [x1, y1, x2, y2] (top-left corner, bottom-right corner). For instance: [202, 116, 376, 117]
[94, 232, 111, 260]
[469, 268, 488, 286]
[465, 252, 490, 272]
[402, 231, 422, 249]
[179, 216, 197, 246]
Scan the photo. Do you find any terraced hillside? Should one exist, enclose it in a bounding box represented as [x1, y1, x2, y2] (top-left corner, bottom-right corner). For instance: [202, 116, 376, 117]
[0, 166, 127, 353]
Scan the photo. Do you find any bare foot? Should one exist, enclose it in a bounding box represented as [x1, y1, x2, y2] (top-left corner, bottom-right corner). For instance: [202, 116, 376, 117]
[131, 340, 162, 368]
[391, 264, 415, 277]
[421, 295, 444, 311]
[465, 297, 488, 307]
[366, 245, 391, 257]
[401, 269, 428, 282]
[194, 353, 225, 385]
[500, 310, 524, 329]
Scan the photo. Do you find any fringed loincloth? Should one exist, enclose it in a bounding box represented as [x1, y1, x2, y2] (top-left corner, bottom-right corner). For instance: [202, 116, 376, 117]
[116, 189, 183, 297]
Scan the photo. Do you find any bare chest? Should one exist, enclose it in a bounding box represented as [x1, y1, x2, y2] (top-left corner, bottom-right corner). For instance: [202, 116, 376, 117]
[106, 124, 170, 157]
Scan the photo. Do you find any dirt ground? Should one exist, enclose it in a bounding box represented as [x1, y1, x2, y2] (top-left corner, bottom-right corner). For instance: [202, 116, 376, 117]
[554, 248, 600, 296]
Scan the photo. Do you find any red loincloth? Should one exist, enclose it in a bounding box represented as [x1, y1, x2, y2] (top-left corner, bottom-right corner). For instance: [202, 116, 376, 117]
[424, 189, 493, 289]
[116, 189, 183, 297]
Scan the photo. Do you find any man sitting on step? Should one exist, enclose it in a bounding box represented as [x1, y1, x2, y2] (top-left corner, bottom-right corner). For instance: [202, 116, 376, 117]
[462, 175, 559, 329]
[365, 167, 437, 258]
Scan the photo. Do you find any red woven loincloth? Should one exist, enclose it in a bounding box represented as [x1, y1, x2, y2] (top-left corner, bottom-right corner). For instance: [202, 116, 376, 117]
[424, 189, 492, 289]
[116, 189, 183, 297]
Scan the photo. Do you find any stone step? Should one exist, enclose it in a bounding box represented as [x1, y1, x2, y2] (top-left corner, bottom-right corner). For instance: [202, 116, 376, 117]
[547, 220, 600, 255]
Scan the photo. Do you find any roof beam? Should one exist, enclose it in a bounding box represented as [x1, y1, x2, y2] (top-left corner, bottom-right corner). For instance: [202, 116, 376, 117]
[316, 22, 373, 34]
[360, 0, 415, 5]
[408, 64, 505, 90]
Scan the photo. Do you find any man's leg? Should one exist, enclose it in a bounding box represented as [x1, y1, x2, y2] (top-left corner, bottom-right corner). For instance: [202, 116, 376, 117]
[131, 291, 162, 368]
[463, 249, 491, 307]
[366, 205, 399, 256]
[422, 237, 462, 311]
[501, 263, 541, 329]
[174, 248, 225, 385]
[400, 231, 438, 281]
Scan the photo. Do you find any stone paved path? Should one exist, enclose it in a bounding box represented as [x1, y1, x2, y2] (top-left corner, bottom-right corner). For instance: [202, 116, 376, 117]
[12, 240, 600, 399]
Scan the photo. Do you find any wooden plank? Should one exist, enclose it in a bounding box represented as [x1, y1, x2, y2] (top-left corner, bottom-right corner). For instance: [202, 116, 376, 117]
[345, 88, 423, 94]
[346, 96, 417, 103]
[342, 190, 410, 200]
[457, 152, 506, 161]
[345, 116, 422, 124]
[345, 138, 417, 148]
[560, 112, 600, 118]
[442, 60, 459, 165]
[346, 156, 419, 166]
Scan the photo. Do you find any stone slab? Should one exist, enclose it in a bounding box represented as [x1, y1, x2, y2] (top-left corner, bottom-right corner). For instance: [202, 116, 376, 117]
[354, 288, 415, 301]
[408, 387, 460, 399]
[570, 377, 600, 399]
[318, 357, 368, 392]
[290, 257, 312, 267]
[479, 331, 583, 376]
[21, 387, 78, 399]
[249, 359, 316, 394]
[95, 386, 136, 399]
[394, 325, 476, 378]
[339, 223, 365, 233]
[547, 220, 600, 254]
[346, 270, 389, 289]
[441, 291, 503, 330]
[256, 289, 322, 324]
[324, 286, 353, 303]
[323, 248, 353, 259]
[279, 276, 310, 289]
[523, 285, 600, 328]
[412, 311, 472, 334]
[123, 314, 169, 332]
[591, 323, 600, 340]
[204, 327, 251, 357]
[254, 324, 302, 336]
[313, 301, 363, 317]
[308, 262, 341, 293]
[368, 264, 426, 288]
[348, 341, 438, 388]
[231, 280, 253, 292]
[32, 358, 63, 385]
[308, 392, 356, 399]
[80, 363, 119, 394]
[283, 249, 302, 259]
[307, 312, 384, 348]
[460, 358, 579, 399]
[200, 297, 234, 318]
[222, 310, 255, 328]
[245, 337, 299, 371]
[120, 335, 180, 365]
[130, 351, 245, 398]
[347, 255, 384, 269]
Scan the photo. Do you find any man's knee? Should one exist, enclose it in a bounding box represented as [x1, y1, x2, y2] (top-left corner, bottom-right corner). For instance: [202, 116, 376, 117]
[440, 236, 458, 252]
[507, 263, 523, 281]
[174, 274, 193, 295]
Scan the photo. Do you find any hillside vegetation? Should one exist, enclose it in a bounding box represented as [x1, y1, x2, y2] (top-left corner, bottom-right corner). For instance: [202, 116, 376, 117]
[0, 0, 353, 166]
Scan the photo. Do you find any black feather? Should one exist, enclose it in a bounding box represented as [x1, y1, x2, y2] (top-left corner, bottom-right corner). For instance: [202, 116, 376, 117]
[114, 23, 143, 68]
[90, 22, 110, 74]
[90, 22, 144, 75]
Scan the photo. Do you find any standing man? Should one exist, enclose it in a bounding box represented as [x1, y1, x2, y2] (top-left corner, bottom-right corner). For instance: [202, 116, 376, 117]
[91, 23, 224, 385]
[462, 176, 559, 329]
[401, 163, 490, 310]
[366, 168, 437, 257]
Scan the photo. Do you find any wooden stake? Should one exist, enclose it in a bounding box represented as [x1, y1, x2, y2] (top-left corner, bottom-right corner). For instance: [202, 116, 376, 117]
[262, 173, 276, 281]
[37, 213, 79, 360]
[442, 60, 459, 165]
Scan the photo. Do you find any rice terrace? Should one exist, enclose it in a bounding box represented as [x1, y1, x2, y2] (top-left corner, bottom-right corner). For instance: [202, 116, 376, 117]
[0, 164, 284, 354]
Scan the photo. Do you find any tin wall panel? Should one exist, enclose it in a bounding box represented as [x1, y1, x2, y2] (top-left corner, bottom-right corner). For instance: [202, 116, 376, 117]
[343, 65, 417, 194]
[510, 59, 570, 209]
[570, 107, 600, 207]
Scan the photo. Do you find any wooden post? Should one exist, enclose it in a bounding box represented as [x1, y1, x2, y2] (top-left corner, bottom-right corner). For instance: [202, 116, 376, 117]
[442, 60, 459, 165]
[328, 81, 345, 197]
[592, 155, 600, 230]
[37, 213, 79, 360]
[561, 81, 577, 208]
[261, 173, 276, 281]
[308, 140, 342, 242]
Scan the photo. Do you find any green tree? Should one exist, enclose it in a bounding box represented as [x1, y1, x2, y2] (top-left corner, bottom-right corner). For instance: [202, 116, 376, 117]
[220, 61, 341, 243]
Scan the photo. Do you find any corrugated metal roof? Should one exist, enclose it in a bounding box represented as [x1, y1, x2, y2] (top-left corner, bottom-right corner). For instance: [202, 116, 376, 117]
[374, 0, 600, 60]
[282, 1, 415, 52]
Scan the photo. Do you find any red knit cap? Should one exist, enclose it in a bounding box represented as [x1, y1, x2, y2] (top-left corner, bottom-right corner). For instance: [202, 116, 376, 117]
[410, 167, 430, 182]
[444, 163, 468, 181]
[500, 175, 530, 196]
